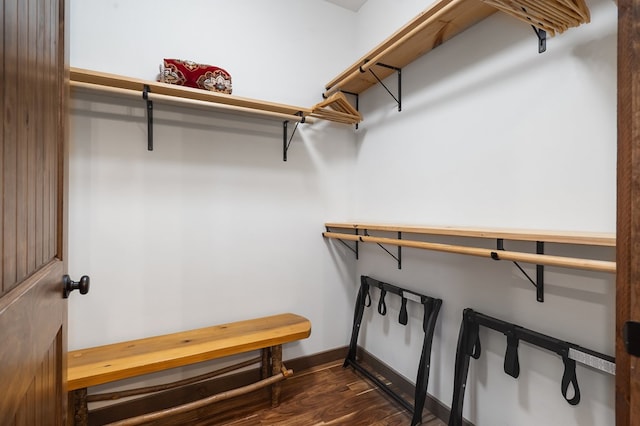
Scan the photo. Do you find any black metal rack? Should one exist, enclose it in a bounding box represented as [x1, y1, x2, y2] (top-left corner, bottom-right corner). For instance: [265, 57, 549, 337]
[344, 275, 442, 426]
[449, 308, 615, 426]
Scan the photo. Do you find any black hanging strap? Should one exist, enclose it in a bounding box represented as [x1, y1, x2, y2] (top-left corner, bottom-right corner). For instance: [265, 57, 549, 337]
[465, 312, 481, 360]
[399, 291, 408, 325]
[561, 354, 581, 405]
[378, 288, 387, 315]
[504, 331, 520, 378]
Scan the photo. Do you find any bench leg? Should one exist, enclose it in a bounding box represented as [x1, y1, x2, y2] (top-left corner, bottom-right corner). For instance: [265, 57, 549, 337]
[261, 347, 270, 379]
[271, 344, 283, 407]
[68, 388, 88, 426]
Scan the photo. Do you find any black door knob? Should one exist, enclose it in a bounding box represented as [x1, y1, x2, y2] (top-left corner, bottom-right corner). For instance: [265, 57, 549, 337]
[63, 275, 90, 299]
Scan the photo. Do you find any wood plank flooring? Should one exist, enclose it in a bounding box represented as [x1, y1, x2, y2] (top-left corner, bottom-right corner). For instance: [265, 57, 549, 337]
[158, 361, 446, 426]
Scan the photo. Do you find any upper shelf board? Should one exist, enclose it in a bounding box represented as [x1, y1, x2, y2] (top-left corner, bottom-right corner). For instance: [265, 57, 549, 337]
[323, 0, 497, 96]
[71, 67, 312, 119]
[324, 222, 616, 247]
[323, 0, 592, 98]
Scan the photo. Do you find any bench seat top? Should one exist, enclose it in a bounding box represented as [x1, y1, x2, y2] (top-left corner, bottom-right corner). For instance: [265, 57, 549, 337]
[67, 313, 311, 391]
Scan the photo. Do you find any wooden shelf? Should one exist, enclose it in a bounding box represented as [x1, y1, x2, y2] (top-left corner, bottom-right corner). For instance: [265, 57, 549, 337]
[323, 0, 591, 98]
[323, 222, 616, 273]
[323, 0, 497, 97]
[325, 222, 616, 247]
[71, 67, 313, 122]
[72, 67, 358, 125]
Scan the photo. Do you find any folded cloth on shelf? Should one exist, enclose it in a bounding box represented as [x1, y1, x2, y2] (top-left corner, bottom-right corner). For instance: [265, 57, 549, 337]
[159, 58, 232, 94]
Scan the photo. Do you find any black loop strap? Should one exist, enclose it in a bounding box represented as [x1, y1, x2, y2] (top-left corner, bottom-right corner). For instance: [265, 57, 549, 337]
[561, 355, 581, 405]
[465, 320, 481, 359]
[364, 288, 371, 307]
[503, 333, 520, 378]
[421, 297, 432, 332]
[399, 292, 408, 325]
[378, 289, 387, 315]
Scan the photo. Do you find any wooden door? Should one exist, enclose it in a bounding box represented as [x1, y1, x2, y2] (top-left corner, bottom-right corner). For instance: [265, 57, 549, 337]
[617, 0, 640, 425]
[0, 0, 69, 424]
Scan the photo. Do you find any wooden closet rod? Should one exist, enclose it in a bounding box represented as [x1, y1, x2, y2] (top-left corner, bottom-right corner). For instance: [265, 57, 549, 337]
[324, 0, 463, 97]
[71, 81, 309, 123]
[323, 231, 616, 273]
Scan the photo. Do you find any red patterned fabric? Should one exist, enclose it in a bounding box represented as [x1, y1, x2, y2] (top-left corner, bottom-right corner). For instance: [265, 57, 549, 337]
[160, 59, 232, 94]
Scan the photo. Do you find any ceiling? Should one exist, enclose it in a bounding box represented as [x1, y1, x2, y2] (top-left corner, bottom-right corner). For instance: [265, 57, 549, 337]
[324, 0, 368, 12]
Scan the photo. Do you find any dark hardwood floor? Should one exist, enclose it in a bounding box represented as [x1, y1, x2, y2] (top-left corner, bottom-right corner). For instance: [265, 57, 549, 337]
[156, 361, 446, 426]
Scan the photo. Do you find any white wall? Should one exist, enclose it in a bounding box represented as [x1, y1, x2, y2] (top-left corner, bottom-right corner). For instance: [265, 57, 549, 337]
[70, 0, 357, 106]
[68, 0, 618, 424]
[67, 0, 358, 395]
[347, 0, 617, 425]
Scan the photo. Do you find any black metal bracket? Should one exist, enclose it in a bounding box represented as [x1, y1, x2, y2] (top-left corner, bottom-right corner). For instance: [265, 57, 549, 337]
[342, 91, 360, 130]
[532, 25, 547, 54]
[363, 63, 402, 111]
[326, 226, 359, 259]
[283, 112, 305, 162]
[323, 90, 360, 129]
[521, 7, 546, 53]
[328, 227, 401, 268]
[143, 85, 153, 151]
[492, 239, 545, 302]
[142, 85, 303, 158]
[364, 230, 402, 269]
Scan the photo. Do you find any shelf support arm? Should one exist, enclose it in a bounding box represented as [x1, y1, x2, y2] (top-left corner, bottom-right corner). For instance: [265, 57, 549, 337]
[364, 63, 402, 112]
[521, 7, 546, 53]
[365, 230, 402, 269]
[283, 113, 305, 162]
[342, 91, 360, 130]
[326, 226, 359, 259]
[493, 239, 545, 302]
[143, 85, 153, 151]
[536, 242, 545, 302]
[532, 26, 547, 54]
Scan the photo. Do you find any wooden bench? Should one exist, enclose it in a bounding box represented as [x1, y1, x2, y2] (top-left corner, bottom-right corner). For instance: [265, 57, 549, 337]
[67, 313, 311, 426]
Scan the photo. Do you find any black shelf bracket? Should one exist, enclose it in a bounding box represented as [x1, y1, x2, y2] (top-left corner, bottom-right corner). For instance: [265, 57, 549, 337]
[283, 112, 305, 162]
[365, 230, 402, 269]
[521, 7, 546, 53]
[532, 25, 547, 54]
[363, 62, 402, 111]
[141, 85, 302, 159]
[342, 91, 360, 130]
[326, 226, 359, 259]
[492, 239, 545, 302]
[143, 85, 153, 151]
